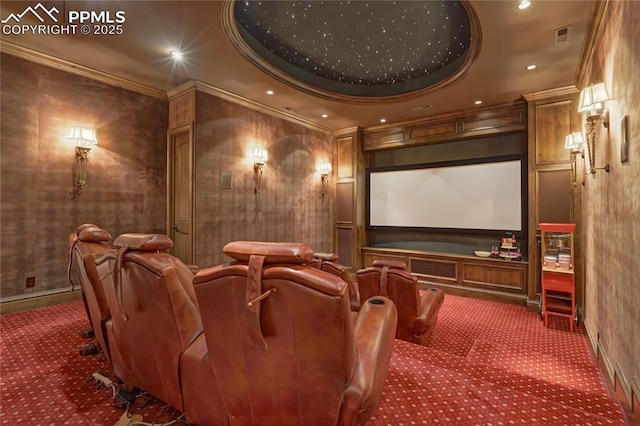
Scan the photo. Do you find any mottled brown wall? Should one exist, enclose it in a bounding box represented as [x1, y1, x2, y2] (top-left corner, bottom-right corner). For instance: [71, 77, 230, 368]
[0, 54, 168, 298]
[581, 1, 640, 398]
[194, 91, 334, 266]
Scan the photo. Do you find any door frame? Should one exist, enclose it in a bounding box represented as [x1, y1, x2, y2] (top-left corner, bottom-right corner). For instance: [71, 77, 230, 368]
[166, 123, 195, 263]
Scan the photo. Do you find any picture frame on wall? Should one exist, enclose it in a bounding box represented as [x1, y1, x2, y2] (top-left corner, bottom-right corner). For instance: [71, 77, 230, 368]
[621, 115, 629, 163]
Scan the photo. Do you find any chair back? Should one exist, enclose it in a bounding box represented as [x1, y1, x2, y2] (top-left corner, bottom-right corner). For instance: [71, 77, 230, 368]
[194, 241, 359, 425]
[356, 260, 420, 342]
[96, 233, 202, 411]
[67, 224, 113, 362]
[311, 252, 361, 311]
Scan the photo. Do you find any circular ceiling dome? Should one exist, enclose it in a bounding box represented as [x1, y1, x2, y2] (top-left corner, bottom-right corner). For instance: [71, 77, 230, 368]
[224, 1, 480, 102]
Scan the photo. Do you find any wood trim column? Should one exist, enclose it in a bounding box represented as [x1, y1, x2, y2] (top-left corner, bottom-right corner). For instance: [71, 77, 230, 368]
[523, 86, 583, 313]
[333, 126, 365, 270]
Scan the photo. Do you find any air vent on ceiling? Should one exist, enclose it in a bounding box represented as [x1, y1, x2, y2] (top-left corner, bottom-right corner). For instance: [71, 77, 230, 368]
[412, 104, 433, 112]
[554, 26, 571, 44]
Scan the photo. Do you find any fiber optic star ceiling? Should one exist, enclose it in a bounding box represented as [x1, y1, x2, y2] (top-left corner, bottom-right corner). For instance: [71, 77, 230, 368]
[228, 0, 479, 101]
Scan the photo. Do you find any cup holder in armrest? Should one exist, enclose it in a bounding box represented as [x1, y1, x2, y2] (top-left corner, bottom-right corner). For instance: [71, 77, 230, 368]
[368, 298, 385, 305]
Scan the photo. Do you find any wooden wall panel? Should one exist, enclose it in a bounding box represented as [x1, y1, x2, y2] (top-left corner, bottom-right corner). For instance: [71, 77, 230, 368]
[535, 100, 574, 164]
[0, 53, 168, 299]
[336, 182, 354, 223]
[336, 135, 354, 179]
[363, 103, 526, 151]
[538, 170, 571, 224]
[168, 91, 195, 128]
[337, 227, 353, 268]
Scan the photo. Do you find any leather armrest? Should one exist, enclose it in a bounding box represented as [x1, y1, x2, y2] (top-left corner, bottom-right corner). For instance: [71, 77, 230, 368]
[413, 289, 444, 335]
[186, 264, 199, 274]
[342, 297, 397, 426]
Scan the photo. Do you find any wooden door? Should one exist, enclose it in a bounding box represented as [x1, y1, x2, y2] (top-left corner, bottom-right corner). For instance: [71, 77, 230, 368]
[167, 124, 194, 264]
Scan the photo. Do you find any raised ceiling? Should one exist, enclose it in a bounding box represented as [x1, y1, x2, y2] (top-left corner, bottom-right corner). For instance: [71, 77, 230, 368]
[0, 1, 592, 131]
[231, 1, 477, 99]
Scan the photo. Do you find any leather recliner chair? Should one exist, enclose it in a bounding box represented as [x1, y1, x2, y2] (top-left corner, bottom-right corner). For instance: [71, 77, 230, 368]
[67, 224, 115, 363]
[356, 260, 444, 346]
[193, 241, 398, 426]
[311, 252, 361, 311]
[94, 233, 224, 421]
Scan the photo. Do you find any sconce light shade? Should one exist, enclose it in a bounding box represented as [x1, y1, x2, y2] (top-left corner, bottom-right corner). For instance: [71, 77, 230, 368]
[252, 148, 268, 193]
[319, 162, 332, 176]
[252, 148, 268, 165]
[578, 82, 610, 113]
[68, 126, 98, 149]
[564, 132, 585, 153]
[68, 126, 97, 196]
[319, 162, 332, 197]
[565, 132, 585, 186]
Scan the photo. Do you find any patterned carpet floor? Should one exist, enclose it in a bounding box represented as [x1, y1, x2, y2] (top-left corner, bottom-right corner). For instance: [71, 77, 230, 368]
[0, 294, 629, 425]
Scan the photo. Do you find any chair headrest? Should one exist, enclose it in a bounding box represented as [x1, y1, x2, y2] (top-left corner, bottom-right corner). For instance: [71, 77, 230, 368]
[77, 225, 111, 243]
[223, 241, 314, 264]
[313, 252, 340, 262]
[113, 233, 173, 251]
[72, 223, 98, 234]
[372, 259, 407, 270]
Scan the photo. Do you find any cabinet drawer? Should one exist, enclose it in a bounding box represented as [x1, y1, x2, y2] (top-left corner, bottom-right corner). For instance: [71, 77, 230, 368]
[411, 258, 457, 282]
[462, 263, 524, 292]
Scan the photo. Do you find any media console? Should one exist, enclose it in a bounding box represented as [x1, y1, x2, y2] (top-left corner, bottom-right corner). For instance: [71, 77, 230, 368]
[361, 246, 529, 306]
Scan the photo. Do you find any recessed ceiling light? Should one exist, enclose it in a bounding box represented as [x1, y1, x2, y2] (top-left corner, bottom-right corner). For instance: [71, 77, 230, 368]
[380, 118, 387, 123]
[475, 100, 482, 105]
[518, 0, 531, 10]
[322, 114, 328, 118]
[526, 64, 537, 70]
[266, 90, 274, 95]
[170, 50, 183, 60]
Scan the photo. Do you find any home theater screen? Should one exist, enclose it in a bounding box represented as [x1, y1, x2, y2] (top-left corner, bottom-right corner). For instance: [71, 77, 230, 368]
[366, 156, 525, 234]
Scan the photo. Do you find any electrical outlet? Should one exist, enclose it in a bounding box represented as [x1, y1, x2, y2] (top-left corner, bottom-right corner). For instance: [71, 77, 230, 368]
[25, 276, 35, 288]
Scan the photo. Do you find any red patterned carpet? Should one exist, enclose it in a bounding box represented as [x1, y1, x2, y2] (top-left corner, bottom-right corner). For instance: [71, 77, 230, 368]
[0, 295, 629, 425]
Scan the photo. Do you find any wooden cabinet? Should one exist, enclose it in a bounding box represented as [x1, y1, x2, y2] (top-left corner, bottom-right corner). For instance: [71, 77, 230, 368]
[361, 247, 528, 306]
[540, 223, 576, 331]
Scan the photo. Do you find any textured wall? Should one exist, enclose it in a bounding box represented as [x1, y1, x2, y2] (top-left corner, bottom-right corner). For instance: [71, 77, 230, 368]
[194, 91, 334, 266]
[581, 1, 639, 398]
[0, 54, 168, 298]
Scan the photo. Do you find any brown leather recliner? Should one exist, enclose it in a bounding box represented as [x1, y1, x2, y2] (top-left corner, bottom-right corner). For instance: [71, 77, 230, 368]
[311, 252, 361, 311]
[67, 224, 114, 363]
[356, 260, 444, 346]
[94, 233, 223, 419]
[193, 241, 398, 426]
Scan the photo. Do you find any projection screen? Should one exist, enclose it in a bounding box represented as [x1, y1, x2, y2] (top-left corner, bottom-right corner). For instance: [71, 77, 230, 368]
[367, 158, 523, 232]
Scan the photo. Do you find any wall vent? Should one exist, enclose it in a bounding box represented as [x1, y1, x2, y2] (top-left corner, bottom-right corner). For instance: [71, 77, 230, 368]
[554, 26, 571, 44]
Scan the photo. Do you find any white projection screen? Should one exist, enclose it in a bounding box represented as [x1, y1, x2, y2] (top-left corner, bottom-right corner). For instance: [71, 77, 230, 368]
[368, 159, 523, 232]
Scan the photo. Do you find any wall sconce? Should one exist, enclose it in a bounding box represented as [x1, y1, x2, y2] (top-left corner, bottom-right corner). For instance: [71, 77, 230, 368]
[319, 162, 332, 197]
[68, 126, 97, 195]
[578, 82, 611, 176]
[252, 148, 268, 193]
[564, 132, 585, 185]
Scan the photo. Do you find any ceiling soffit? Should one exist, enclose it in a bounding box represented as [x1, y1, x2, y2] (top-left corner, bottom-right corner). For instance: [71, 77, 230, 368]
[223, 0, 481, 104]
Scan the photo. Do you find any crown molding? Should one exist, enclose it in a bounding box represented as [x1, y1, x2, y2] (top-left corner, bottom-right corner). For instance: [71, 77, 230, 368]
[168, 80, 333, 134]
[0, 40, 166, 99]
[334, 126, 361, 138]
[575, 0, 609, 88]
[522, 85, 579, 102]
